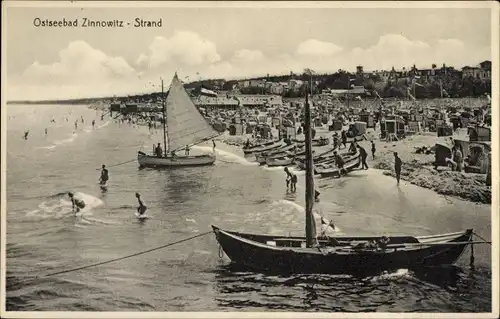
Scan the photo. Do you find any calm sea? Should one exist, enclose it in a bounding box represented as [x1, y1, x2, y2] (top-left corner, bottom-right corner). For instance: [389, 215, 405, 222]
[5, 104, 492, 312]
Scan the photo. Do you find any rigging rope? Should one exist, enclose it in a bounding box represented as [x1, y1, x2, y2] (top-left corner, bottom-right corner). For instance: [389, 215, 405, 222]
[39, 231, 212, 278]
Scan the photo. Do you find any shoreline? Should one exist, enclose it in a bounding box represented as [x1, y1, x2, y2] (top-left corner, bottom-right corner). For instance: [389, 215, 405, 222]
[221, 128, 491, 205]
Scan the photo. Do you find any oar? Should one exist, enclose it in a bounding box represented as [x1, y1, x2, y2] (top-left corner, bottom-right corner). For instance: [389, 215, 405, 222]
[386, 241, 491, 249]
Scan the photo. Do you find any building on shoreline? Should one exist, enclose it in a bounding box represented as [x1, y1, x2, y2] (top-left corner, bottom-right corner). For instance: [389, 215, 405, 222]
[193, 94, 283, 111]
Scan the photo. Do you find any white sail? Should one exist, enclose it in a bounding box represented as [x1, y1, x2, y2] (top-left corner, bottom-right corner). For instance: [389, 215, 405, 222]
[165, 74, 219, 151]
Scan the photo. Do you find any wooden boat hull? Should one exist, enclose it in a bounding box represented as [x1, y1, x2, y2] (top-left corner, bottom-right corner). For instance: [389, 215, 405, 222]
[255, 144, 298, 163]
[212, 226, 473, 275]
[316, 157, 360, 177]
[266, 157, 294, 167]
[137, 152, 215, 167]
[243, 140, 284, 155]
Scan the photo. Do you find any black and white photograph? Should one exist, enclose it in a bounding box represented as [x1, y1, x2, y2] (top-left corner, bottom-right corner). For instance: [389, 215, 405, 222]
[1, 1, 498, 317]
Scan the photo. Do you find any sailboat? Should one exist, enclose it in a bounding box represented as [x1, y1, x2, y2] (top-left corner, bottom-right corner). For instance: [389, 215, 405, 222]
[138, 73, 220, 168]
[212, 89, 477, 276]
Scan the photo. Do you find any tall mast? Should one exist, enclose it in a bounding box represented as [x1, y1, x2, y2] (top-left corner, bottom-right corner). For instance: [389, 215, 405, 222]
[304, 87, 315, 248]
[162, 78, 168, 157]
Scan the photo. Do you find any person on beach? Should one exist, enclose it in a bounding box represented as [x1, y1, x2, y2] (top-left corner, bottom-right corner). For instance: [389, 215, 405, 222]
[155, 143, 163, 157]
[135, 193, 147, 216]
[284, 167, 293, 189]
[334, 151, 346, 176]
[452, 146, 464, 172]
[92, 120, 95, 128]
[24, 130, 29, 140]
[81, 116, 84, 124]
[358, 145, 369, 169]
[311, 128, 316, 140]
[68, 192, 85, 213]
[45, 128, 48, 136]
[212, 140, 216, 151]
[349, 141, 358, 155]
[99, 165, 109, 186]
[394, 152, 402, 186]
[341, 130, 347, 149]
[185, 145, 190, 156]
[74, 121, 78, 129]
[315, 189, 320, 201]
[371, 141, 376, 159]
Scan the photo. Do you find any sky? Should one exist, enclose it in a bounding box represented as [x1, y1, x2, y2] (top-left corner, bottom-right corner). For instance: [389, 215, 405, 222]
[4, 2, 493, 100]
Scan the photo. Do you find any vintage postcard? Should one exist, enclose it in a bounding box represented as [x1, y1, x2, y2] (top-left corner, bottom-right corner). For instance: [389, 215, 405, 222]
[1, 1, 498, 318]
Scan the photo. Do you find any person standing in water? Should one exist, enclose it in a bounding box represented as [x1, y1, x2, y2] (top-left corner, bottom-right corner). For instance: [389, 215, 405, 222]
[99, 165, 109, 185]
[24, 130, 29, 140]
[68, 192, 85, 213]
[92, 120, 95, 128]
[394, 152, 402, 186]
[155, 143, 163, 157]
[81, 116, 84, 124]
[45, 128, 48, 136]
[212, 140, 216, 152]
[284, 167, 293, 189]
[371, 141, 376, 159]
[135, 193, 147, 216]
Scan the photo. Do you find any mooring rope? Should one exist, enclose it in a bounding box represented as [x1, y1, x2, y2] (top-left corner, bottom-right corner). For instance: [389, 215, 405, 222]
[473, 231, 491, 245]
[27, 231, 213, 279]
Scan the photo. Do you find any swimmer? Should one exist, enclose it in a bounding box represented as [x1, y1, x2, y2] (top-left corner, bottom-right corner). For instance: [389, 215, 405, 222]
[135, 193, 147, 216]
[68, 192, 85, 213]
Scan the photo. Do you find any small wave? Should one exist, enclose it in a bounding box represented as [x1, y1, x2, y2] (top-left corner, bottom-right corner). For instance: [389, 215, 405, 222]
[36, 145, 56, 150]
[97, 121, 110, 129]
[274, 199, 342, 234]
[367, 269, 410, 282]
[25, 192, 104, 220]
[195, 146, 258, 166]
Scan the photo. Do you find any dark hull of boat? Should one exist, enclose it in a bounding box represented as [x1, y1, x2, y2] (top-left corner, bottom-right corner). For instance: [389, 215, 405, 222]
[318, 158, 360, 177]
[212, 226, 472, 275]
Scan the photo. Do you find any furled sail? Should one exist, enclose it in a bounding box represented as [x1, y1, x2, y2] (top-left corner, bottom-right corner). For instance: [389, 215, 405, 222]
[165, 73, 220, 151]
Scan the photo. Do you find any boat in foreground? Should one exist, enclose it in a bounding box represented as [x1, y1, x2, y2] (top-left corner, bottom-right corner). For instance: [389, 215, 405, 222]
[212, 226, 473, 275]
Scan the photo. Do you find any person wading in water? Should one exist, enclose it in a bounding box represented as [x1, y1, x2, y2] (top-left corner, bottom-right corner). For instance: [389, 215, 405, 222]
[99, 165, 109, 186]
[284, 167, 293, 189]
[135, 193, 147, 216]
[68, 192, 85, 213]
[155, 143, 163, 157]
[394, 152, 402, 185]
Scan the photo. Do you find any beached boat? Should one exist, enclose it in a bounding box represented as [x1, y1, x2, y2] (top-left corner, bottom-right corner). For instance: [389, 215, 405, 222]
[212, 88, 477, 276]
[254, 144, 298, 163]
[266, 155, 294, 167]
[315, 157, 360, 178]
[138, 74, 219, 168]
[243, 140, 284, 155]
